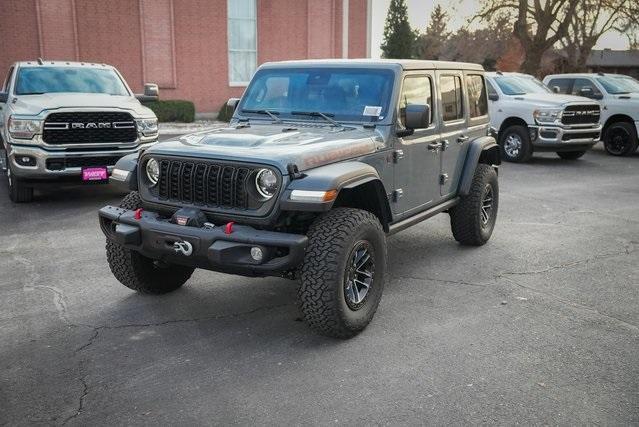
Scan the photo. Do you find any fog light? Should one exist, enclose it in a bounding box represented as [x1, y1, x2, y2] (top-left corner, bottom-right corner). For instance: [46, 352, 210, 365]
[250, 246, 264, 262]
[16, 155, 36, 166]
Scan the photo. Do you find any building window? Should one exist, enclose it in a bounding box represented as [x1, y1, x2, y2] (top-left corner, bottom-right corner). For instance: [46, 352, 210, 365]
[228, 0, 257, 86]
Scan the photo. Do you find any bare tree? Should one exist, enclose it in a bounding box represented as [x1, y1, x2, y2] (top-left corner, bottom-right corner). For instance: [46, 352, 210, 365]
[476, 0, 579, 75]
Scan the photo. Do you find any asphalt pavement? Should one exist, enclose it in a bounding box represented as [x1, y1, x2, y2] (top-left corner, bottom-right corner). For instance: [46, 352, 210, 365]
[1, 143, 637, 425]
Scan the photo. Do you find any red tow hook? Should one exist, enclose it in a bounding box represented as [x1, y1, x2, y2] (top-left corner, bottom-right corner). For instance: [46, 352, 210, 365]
[134, 208, 143, 220]
[224, 221, 235, 235]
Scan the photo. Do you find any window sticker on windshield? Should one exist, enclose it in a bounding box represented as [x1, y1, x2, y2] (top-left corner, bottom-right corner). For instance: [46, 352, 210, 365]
[363, 106, 382, 116]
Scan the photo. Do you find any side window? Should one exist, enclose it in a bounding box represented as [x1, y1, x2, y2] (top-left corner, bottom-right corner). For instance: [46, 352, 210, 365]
[466, 74, 488, 118]
[547, 78, 573, 94]
[2, 67, 14, 92]
[572, 78, 602, 98]
[398, 75, 432, 127]
[486, 79, 498, 98]
[440, 75, 464, 122]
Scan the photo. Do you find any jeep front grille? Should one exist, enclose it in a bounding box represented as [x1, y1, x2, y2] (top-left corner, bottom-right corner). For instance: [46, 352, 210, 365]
[561, 105, 600, 125]
[43, 112, 137, 144]
[157, 159, 252, 210]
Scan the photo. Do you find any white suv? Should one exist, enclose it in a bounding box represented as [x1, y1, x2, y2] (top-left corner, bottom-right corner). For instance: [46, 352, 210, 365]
[543, 73, 639, 156]
[0, 59, 160, 202]
[486, 72, 601, 162]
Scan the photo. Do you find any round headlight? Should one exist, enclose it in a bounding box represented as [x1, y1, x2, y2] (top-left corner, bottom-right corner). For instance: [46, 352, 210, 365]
[146, 158, 159, 185]
[255, 168, 278, 199]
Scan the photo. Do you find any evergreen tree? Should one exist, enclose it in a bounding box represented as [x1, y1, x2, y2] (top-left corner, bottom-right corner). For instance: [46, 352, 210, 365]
[415, 4, 450, 60]
[380, 0, 415, 59]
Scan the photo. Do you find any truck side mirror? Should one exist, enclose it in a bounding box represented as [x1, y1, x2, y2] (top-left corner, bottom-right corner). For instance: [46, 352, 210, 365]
[552, 86, 561, 94]
[227, 97, 240, 112]
[0, 92, 8, 103]
[404, 104, 430, 129]
[136, 83, 159, 102]
[488, 93, 499, 101]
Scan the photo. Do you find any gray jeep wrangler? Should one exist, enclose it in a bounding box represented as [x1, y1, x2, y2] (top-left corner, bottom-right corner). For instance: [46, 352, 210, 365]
[99, 60, 500, 338]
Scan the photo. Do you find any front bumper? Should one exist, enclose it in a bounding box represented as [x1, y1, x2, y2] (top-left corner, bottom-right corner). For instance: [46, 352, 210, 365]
[529, 124, 602, 148]
[98, 205, 308, 277]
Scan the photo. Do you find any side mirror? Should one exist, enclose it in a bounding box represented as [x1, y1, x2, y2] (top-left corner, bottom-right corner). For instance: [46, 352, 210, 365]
[136, 83, 159, 102]
[227, 97, 240, 112]
[488, 93, 499, 101]
[591, 93, 604, 100]
[579, 87, 593, 97]
[552, 86, 561, 94]
[404, 104, 430, 130]
[0, 92, 8, 103]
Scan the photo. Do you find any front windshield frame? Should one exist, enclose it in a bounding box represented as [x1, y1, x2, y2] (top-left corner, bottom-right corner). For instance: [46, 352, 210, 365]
[14, 66, 130, 96]
[596, 75, 639, 94]
[235, 66, 397, 125]
[493, 74, 551, 95]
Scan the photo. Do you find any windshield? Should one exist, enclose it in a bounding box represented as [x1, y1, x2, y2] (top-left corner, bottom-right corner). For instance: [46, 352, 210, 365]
[596, 75, 639, 94]
[239, 67, 395, 123]
[493, 75, 550, 95]
[15, 67, 129, 96]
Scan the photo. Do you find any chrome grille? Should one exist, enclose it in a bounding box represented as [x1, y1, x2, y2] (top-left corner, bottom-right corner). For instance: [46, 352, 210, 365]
[562, 105, 600, 125]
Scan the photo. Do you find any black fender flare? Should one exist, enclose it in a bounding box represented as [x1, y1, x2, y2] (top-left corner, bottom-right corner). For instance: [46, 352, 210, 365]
[111, 153, 139, 191]
[458, 136, 500, 196]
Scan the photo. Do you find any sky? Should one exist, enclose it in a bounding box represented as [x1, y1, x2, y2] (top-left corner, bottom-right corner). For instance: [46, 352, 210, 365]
[369, 0, 630, 58]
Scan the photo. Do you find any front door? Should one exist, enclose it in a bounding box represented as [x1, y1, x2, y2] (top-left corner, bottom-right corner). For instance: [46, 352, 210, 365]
[392, 72, 442, 216]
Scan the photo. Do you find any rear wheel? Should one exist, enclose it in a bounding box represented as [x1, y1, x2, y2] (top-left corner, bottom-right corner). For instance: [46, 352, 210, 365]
[603, 122, 638, 156]
[106, 191, 194, 294]
[298, 208, 387, 338]
[499, 125, 533, 163]
[556, 150, 586, 160]
[7, 164, 34, 203]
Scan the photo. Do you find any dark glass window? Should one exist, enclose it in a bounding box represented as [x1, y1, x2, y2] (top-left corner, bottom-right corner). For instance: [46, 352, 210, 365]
[398, 75, 432, 127]
[440, 75, 463, 121]
[571, 78, 602, 98]
[466, 74, 488, 118]
[547, 78, 573, 94]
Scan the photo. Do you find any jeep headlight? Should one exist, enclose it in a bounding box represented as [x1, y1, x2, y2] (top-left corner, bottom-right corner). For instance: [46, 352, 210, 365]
[135, 118, 158, 136]
[8, 117, 43, 139]
[145, 157, 159, 185]
[533, 108, 562, 124]
[255, 168, 278, 199]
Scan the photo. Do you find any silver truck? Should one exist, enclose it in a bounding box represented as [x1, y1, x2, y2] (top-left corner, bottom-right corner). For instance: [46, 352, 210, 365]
[0, 59, 159, 202]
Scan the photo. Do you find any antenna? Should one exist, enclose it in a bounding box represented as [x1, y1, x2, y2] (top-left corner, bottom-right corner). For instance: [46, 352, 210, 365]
[36, 57, 44, 65]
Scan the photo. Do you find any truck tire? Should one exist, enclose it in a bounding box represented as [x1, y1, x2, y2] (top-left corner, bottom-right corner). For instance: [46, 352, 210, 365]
[450, 164, 498, 246]
[499, 125, 533, 163]
[7, 165, 34, 203]
[556, 150, 586, 160]
[298, 208, 387, 338]
[106, 191, 194, 294]
[603, 122, 638, 156]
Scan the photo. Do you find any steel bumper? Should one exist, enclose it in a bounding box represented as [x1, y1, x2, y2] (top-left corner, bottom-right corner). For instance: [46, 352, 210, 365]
[529, 124, 602, 148]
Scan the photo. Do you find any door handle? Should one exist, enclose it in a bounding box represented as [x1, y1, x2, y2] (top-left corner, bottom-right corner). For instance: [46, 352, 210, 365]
[427, 142, 442, 151]
[457, 135, 469, 144]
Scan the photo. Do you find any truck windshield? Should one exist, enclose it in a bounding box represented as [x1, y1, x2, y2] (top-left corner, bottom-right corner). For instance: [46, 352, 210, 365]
[596, 75, 639, 94]
[239, 67, 395, 123]
[15, 67, 129, 96]
[493, 75, 550, 95]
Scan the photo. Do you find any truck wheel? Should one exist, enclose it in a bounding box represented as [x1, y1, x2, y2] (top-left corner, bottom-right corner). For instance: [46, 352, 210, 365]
[556, 150, 586, 160]
[603, 122, 638, 156]
[298, 208, 387, 338]
[7, 165, 34, 203]
[106, 191, 194, 294]
[450, 164, 498, 246]
[499, 125, 533, 163]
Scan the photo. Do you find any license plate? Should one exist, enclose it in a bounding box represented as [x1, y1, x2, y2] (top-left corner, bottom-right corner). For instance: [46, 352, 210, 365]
[82, 166, 108, 182]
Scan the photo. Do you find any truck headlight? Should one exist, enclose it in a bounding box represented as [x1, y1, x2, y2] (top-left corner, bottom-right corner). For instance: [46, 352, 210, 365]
[145, 158, 159, 185]
[255, 168, 278, 199]
[8, 117, 43, 139]
[135, 118, 158, 136]
[533, 108, 562, 124]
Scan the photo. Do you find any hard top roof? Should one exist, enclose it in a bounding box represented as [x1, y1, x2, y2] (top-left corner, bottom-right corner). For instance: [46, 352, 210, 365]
[260, 58, 484, 71]
[15, 60, 115, 69]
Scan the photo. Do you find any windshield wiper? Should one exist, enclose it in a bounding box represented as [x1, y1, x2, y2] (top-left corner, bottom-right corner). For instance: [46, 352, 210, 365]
[240, 108, 283, 123]
[291, 111, 340, 127]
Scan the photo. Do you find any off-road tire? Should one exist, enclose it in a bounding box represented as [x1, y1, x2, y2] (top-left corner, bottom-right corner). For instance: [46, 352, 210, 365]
[603, 122, 638, 156]
[450, 164, 498, 246]
[556, 150, 586, 160]
[106, 191, 194, 294]
[7, 164, 34, 203]
[298, 208, 387, 338]
[499, 125, 533, 163]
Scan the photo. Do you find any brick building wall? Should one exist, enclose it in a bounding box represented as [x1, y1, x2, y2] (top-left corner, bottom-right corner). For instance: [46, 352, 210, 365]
[0, 0, 370, 113]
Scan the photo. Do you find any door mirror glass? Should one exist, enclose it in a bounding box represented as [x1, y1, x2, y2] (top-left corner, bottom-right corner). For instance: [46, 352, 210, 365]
[488, 92, 499, 101]
[404, 104, 430, 129]
[552, 85, 561, 94]
[136, 83, 159, 102]
[0, 92, 8, 103]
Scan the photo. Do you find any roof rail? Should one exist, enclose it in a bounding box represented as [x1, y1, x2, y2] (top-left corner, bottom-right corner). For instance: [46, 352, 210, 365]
[36, 57, 44, 65]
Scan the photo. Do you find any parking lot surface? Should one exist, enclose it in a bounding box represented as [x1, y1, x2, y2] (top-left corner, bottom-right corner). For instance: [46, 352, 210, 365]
[1, 144, 637, 425]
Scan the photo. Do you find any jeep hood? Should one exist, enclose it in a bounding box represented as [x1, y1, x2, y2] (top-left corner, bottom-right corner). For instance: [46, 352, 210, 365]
[11, 93, 155, 117]
[512, 93, 597, 107]
[147, 123, 385, 174]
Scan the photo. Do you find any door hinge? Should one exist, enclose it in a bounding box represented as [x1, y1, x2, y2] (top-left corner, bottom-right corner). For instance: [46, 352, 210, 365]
[392, 189, 403, 202]
[393, 149, 404, 163]
[439, 173, 449, 185]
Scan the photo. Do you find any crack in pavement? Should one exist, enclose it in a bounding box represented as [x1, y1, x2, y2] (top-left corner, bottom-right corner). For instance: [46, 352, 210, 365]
[61, 371, 88, 425]
[396, 274, 487, 288]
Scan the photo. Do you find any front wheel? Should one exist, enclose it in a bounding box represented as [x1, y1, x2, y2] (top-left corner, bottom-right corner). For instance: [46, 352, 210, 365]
[106, 191, 194, 294]
[556, 150, 586, 160]
[603, 122, 638, 156]
[298, 208, 387, 338]
[499, 125, 533, 163]
[450, 164, 499, 246]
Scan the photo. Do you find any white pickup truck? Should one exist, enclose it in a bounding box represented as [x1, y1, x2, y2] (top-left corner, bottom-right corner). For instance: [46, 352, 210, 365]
[543, 73, 639, 156]
[0, 59, 159, 202]
[485, 72, 602, 162]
